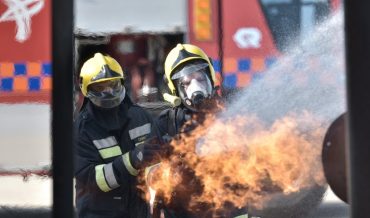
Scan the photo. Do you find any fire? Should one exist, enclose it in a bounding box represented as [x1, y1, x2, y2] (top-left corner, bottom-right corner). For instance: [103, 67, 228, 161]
[149, 187, 156, 214]
[144, 110, 326, 215]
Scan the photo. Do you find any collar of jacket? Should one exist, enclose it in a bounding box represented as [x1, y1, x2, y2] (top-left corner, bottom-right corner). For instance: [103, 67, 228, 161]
[87, 95, 132, 130]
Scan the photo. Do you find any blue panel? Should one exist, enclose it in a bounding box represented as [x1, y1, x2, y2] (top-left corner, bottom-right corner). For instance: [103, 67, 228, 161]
[29, 77, 41, 91]
[238, 59, 251, 72]
[212, 59, 221, 72]
[42, 63, 52, 76]
[14, 63, 26, 76]
[1, 78, 13, 91]
[223, 74, 237, 88]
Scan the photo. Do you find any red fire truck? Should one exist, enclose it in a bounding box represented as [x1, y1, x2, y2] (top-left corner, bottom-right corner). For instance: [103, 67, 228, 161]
[0, 0, 51, 103]
[189, 0, 340, 90]
[0, 0, 340, 102]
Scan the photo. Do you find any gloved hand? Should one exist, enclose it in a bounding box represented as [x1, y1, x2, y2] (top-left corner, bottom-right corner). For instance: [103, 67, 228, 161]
[129, 137, 167, 170]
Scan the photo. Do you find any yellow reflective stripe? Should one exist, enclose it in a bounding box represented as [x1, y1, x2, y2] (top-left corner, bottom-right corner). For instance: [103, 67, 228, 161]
[135, 140, 146, 147]
[234, 214, 249, 218]
[99, 146, 122, 159]
[95, 164, 111, 192]
[122, 152, 139, 176]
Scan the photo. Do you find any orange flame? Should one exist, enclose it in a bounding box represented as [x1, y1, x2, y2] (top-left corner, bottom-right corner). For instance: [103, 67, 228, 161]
[144, 110, 326, 214]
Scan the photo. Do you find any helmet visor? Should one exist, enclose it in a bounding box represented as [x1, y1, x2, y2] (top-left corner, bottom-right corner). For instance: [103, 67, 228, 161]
[87, 79, 126, 108]
[171, 62, 209, 80]
[176, 71, 212, 96]
[87, 79, 122, 97]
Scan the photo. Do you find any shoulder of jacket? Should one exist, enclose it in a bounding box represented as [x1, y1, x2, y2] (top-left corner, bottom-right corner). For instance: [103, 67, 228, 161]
[79, 108, 92, 121]
[174, 106, 188, 116]
[139, 102, 173, 119]
[158, 106, 173, 117]
[127, 104, 152, 121]
[157, 107, 188, 124]
[128, 104, 147, 114]
[74, 108, 93, 130]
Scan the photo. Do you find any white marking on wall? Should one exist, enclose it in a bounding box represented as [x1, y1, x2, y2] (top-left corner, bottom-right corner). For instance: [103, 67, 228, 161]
[233, 27, 262, 49]
[0, 0, 44, 42]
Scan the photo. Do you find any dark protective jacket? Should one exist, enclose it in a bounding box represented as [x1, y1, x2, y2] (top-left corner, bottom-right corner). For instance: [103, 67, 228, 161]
[74, 96, 159, 218]
[156, 106, 190, 138]
[154, 95, 225, 138]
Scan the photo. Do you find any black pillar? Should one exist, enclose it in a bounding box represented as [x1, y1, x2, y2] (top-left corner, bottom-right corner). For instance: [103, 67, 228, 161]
[344, 1, 370, 217]
[217, 0, 224, 91]
[52, 0, 74, 217]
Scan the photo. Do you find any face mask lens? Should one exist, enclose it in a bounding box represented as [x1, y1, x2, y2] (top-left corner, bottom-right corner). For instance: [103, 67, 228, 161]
[179, 71, 206, 87]
[179, 79, 190, 89]
[88, 80, 122, 97]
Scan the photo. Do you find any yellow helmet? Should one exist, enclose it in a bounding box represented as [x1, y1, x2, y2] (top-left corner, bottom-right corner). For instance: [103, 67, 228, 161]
[79, 53, 126, 108]
[80, 53, 125, 97]
[164, 44, 217, 95]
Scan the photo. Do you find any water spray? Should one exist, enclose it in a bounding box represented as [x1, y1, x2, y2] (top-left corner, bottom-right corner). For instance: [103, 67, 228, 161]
[146, 8, 346, 218]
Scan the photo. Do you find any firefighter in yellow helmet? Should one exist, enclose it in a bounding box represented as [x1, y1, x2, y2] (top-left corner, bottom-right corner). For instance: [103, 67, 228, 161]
[146, 44, 250, 218]
[164, 44, 218, 111]
[151, 45, 325, 218]
[74, 53, 166, 218]
[154, 43, 222, 137]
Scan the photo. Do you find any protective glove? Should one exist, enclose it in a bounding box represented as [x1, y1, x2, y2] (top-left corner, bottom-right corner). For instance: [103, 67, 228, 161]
[129, 137, 167, 170]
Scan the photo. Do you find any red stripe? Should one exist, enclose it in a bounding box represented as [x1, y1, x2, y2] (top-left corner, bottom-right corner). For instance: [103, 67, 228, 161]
[0, 91, 50, 103]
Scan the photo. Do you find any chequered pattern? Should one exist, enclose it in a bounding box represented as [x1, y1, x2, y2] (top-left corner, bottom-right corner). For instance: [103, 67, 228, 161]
[0, 58, 276, 92]
[0, 62, 52, 92]
[212, 57, 277, 88]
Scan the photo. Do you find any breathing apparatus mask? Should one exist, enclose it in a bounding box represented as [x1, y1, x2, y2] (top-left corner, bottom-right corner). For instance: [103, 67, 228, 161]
[87, 79, 126, 109]
[172, 62, 213, 111]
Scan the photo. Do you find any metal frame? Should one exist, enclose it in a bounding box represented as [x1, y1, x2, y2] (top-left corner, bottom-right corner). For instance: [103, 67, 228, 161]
[52, 0, 74, 217]
[344, 1, 370, 217]
[49, 0, 370, 217]
[217, 0, 224, 80]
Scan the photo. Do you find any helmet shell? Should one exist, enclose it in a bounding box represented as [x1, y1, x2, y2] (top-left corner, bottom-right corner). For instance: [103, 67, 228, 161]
[80, 53, 125, 97]
[164, 44, 217, 95]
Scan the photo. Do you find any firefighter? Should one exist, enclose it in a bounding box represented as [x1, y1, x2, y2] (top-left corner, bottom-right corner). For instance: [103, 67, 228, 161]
[156, 43, 222, 137]
[149, 44, 326, 218]
[148, 44, 248, 218]
[74, 53, 166, 218]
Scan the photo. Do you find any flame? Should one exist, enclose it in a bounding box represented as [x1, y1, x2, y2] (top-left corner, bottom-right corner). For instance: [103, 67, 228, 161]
[144, 110, 326, 214]
[149, 187, 156, 214]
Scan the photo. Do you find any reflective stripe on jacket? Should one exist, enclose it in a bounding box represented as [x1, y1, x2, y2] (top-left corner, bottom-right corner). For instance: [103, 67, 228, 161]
[74, 97, 155, 218]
